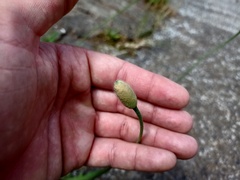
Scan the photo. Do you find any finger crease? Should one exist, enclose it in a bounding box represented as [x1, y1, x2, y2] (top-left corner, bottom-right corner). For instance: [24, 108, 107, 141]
[115, 94, 125, 113]
[119, 118, 129, 140]
[115, 61, 128, 82]
[150, 105, 158, 125]
[132, 146, 138, 170]
[145, 73, 156, 102]
[108, 142, 117, 167]
[153, 128, 159, 145]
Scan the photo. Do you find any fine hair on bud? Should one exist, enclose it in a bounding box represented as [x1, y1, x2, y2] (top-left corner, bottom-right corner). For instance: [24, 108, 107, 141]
[113, 80, 137, 109]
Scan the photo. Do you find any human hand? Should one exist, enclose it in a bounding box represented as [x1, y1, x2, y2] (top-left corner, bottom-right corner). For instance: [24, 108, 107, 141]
[0, 0, 198, 179]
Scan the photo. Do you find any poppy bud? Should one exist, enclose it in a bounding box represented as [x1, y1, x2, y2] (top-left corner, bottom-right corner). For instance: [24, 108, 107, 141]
[113, 80, 137, 109]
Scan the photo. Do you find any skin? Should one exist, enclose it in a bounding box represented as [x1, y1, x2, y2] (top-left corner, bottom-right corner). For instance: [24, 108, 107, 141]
[0, 0, 198, 179]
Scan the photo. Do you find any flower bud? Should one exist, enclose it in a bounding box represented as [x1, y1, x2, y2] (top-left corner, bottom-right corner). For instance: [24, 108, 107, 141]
[113, 80, 137, 109]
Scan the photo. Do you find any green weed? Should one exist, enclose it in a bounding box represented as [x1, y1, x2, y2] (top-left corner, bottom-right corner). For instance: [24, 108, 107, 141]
[41, 30, 61, 42]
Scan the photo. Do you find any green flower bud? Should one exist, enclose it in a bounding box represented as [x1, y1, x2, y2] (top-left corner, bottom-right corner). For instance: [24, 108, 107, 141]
[113, 80, 137, 109]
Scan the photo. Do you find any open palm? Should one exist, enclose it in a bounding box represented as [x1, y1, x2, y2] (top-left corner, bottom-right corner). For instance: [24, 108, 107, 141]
[0, 1, 197, 179]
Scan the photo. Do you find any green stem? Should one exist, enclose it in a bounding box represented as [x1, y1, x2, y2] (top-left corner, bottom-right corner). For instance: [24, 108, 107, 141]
[176, 30, 240, 82]
[61, 167, 111, 180]
[66, 105, 144, 180]
[62, 106, 143, 180]
[133, 106, 144, 143]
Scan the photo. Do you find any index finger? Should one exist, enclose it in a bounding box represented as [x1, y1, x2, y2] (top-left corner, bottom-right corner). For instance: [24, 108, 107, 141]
[87, 50, 189, 109]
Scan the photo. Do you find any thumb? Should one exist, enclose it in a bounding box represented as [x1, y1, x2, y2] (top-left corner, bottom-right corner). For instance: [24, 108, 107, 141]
[1, 0, 78, 36]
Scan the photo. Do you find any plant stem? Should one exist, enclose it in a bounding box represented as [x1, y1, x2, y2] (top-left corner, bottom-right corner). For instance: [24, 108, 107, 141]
[176, 30, 240, 82]
[61, 167, 111, 180]
[133, 106, 144, 143]
[62, 104, 143, 180]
